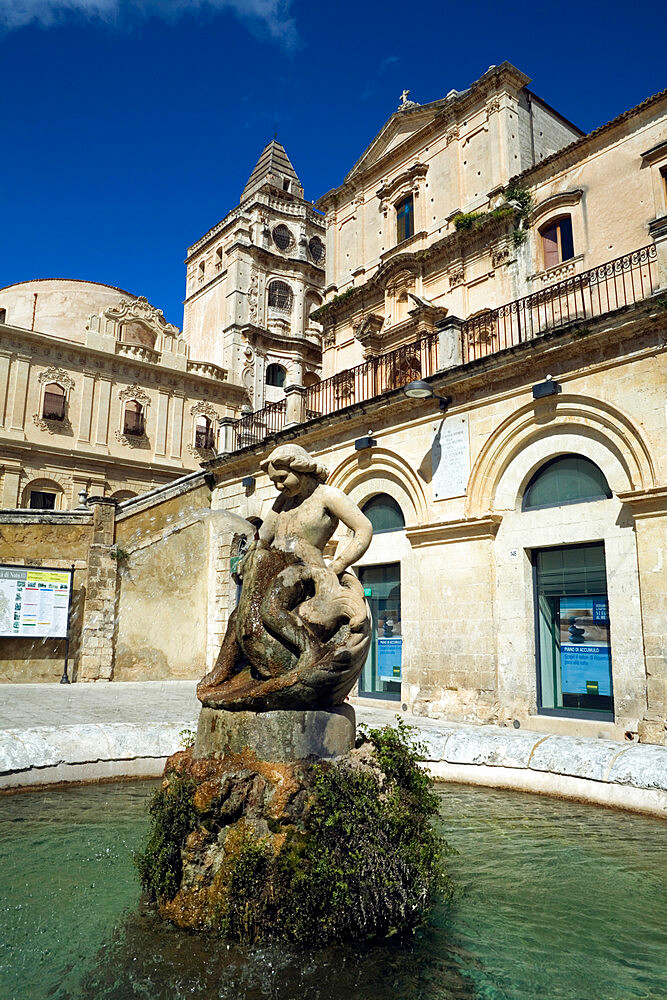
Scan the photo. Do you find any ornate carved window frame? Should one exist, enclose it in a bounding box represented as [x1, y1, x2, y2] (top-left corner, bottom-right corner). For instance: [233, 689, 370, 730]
[33, 367, 74, 433]
[116, 385, 150, 446]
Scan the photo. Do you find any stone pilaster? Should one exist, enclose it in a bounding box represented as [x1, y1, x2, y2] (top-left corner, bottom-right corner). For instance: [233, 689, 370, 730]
[648, 216, 667, 291]
[436, 315, 463, 371]
[284, 384, 307, 427]
[217, 416, 238, 454]
[79, 497, 119, 682]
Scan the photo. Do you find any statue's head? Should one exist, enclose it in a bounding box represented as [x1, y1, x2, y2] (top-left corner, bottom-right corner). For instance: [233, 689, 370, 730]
[260, 444, 329, 497]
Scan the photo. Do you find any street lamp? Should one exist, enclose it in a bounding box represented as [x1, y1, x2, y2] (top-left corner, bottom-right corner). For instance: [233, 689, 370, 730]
[402, 380, 452, 411]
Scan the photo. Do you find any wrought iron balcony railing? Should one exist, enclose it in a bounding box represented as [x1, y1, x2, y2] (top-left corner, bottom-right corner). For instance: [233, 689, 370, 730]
[460, 244, 658, 364]
[229, 244, 659, 453]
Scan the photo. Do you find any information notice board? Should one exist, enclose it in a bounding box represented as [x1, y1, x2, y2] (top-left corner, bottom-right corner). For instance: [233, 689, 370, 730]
[0, 565, 72, 638]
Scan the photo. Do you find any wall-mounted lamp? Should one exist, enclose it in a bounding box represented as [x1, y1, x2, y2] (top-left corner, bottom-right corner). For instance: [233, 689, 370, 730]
[355, 428, 377, 451]
[402, 380, 452, 411]
[532, 374, 559, 399]
[241, 476, 256, 490]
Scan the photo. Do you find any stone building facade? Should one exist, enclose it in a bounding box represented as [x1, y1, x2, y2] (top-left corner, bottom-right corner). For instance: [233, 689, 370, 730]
[0, 279, 246, 509]
[1, 65, 665, 749]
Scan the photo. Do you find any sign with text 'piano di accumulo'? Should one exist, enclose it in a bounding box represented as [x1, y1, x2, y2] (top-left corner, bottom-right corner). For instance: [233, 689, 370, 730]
[0, 565, 72, 638]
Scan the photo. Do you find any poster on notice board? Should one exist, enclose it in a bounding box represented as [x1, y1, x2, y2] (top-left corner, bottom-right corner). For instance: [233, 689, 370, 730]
[0, 566, 72, 638]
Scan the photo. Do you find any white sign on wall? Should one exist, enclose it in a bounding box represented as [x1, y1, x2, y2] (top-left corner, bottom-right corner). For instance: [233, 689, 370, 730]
[0, 566, 72, 638]
[432, 414, 471, 500]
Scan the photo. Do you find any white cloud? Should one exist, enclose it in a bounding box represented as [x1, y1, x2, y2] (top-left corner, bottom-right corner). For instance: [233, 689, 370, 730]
[0, 0, 297, 46]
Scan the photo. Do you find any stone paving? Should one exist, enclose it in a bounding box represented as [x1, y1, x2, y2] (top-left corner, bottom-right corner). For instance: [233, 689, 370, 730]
[1, 681, 665, 817]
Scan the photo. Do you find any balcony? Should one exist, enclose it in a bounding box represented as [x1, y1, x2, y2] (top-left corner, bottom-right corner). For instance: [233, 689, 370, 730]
[228, 244, 659, 453]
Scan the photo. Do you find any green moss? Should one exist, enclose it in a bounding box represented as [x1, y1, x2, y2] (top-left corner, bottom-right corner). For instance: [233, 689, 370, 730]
[134, 774, 198, 902]
[137, 722, 453, 945]
[310, 287, 357, 321]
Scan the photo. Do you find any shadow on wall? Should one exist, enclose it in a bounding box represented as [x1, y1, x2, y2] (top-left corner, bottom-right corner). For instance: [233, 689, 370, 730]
[113, 517, 208, 681]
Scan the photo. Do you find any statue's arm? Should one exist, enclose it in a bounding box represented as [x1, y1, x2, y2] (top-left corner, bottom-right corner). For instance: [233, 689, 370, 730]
[323, 487, 373, 576]
[259, 508, 277, 548]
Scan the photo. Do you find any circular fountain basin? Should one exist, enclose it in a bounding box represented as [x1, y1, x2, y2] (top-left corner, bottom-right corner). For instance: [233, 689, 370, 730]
[1, 780, 665, 999]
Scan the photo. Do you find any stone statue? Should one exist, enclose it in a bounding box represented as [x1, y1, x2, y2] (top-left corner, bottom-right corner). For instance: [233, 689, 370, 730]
[198, 444, 373, 711]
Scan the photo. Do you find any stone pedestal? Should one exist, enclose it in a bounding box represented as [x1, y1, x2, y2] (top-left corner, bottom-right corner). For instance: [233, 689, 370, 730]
[194, 704, 356, 762]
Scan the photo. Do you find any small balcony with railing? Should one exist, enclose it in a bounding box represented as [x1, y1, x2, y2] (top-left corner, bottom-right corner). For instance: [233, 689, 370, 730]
[225, 244, 660, 454]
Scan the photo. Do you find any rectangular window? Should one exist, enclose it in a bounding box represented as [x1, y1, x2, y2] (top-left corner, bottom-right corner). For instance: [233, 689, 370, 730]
[357, 563, 401, 701]
[541, 216, 574, 269]
[396, 196, 414, 244]
[42, 391, 66, 421]
[29, 491, 56, 510]
[534, 543, 614, 719]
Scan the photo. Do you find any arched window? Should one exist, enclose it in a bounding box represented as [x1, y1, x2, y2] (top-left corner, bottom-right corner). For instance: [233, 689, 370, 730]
[361, 494, 406, 533]
[266, 363, 286, 388]
[0, 308, 6, 323]
[268, 280, 293, 311]
[195, 415, 215, 449]
[24, 478, 62, 510]
[540, 216, 574, 269]
[304, 371, 320, 388]
[42, 383, 66, 421]
[123, 400, 145, 436]
[111, 490, 137, 502]
[522, 455, 612, 511]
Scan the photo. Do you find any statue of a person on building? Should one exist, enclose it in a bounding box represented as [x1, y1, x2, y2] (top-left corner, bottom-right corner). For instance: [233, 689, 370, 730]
[197, 444, 373, 711]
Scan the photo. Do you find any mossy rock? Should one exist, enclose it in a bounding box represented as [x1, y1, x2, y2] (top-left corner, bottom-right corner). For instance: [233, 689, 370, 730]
[135, 721, 453, 945]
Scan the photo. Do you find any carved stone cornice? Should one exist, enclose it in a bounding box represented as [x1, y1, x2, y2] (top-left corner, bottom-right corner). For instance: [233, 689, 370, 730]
[103, 296, 180, 337]
[407, 516, 502, 548]
[190, 400, 218, 420]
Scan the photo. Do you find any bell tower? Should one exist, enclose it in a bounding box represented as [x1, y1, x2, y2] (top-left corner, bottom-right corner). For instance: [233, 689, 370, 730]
[183, 140, 325, 411]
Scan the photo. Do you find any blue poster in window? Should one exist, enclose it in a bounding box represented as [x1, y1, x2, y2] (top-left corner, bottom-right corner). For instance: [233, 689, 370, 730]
[377, 637, 402, 680]
[560, 596, 611, 695]
[561, 645, 612, 695]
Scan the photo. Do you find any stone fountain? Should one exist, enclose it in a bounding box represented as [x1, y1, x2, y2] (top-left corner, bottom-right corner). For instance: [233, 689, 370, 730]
[136, 444, 447, 944]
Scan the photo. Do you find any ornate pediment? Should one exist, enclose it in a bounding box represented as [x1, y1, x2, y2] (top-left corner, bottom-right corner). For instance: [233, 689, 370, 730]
[118, 384, 151, 406]
[104, 296, 179, 335]
[377, 162, 428, 209]
[342, 103, 447, 184]
[38, 366, 74, 391]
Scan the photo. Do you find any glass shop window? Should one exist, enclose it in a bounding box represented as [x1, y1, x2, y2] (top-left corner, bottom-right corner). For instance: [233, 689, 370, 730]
[534, 542, 614, 719]
[396, 195, 414, 244]
[357, 562, 402, 701]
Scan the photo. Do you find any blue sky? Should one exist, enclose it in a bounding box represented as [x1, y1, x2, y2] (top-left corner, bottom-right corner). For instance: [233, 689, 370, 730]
[1, 0, 664, 326]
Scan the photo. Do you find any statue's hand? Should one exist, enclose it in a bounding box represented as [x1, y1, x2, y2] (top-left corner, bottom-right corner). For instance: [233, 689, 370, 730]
[330, 557, 346, 577]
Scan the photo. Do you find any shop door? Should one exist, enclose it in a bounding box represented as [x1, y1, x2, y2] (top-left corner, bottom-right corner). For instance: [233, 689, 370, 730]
[534, 543, 614, 719]
[357, 563, 401, 700]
